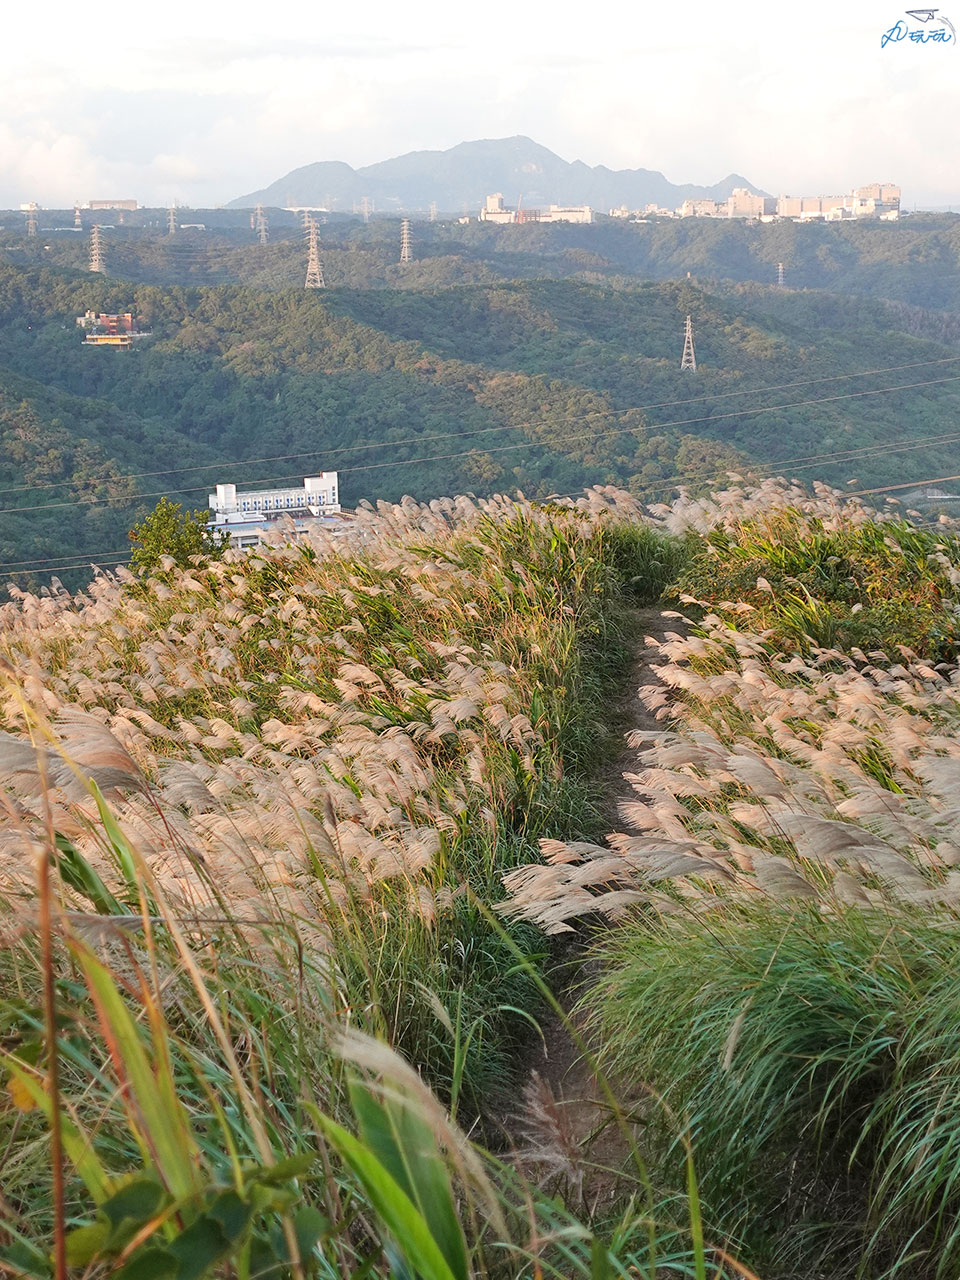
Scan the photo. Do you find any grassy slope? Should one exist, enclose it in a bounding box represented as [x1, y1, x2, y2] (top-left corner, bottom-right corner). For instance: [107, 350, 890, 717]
[0, 491, 728, 1277]
[7, 483, 960, 1275]
[503, 484, 960, 1278]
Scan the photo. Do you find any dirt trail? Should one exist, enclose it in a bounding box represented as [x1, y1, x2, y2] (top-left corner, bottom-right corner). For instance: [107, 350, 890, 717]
[504, 606, 684, 1201]
[596, 605, 682, 827]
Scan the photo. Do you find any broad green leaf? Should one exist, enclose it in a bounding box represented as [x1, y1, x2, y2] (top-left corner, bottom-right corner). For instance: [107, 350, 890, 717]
[255, 1152, 317, 1184]
[101, 1176, 172, 1251]
[292, 1206, 332, 1258]
[64, 1220, 109, 1267]
[114, 1247, 179, 1280]
[0, 1237, 52, 1278]
[314, 1111, 459, 1280]
[248, 1183, 298, 1215]
[207, 1190, 254, 1246]
[166, 1214, 233, 1280]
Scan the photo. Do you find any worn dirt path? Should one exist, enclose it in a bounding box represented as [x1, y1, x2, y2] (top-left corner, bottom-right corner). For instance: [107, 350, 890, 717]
[503, 606, 685, 1204]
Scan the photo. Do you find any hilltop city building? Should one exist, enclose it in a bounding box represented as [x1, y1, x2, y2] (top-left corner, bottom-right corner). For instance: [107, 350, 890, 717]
[208, 475, 345, 549]
[609, 183, 900, 223]
[478, 193, 594, 224]
[775, 184, 901, 221]
[75, 310, 150, 348]
[86, 199, 138, 211]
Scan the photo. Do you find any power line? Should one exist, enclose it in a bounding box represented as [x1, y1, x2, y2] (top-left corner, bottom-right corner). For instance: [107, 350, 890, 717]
[0, 547, 132, 570]
[758, 430, 960, 474]
[4, 369, 960, 522]
[564, 435, 960, 513]
[9, 421, 960, 576]
[0, 353, 959, 502]
[851, 472, 960, 497]
[2, 555, 130, 579]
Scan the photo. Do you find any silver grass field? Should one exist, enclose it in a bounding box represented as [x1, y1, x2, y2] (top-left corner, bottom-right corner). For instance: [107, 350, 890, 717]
[3, 479, 960, 1277]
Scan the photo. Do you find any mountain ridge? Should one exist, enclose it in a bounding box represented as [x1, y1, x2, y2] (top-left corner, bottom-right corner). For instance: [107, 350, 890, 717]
[228, 135, 764, 213]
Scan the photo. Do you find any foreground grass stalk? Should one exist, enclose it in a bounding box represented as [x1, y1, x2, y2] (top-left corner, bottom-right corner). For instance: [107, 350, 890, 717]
[35, 750, 66, 1280]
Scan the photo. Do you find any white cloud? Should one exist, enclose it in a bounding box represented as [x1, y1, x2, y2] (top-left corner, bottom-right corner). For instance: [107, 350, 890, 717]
[1, 0, 958, 206]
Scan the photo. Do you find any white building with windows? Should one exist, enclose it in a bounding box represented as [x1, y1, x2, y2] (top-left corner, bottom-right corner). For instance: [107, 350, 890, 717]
[478, 194, 594, 224]
[209, 474, 344, 549]
[478, 193, 516, 223]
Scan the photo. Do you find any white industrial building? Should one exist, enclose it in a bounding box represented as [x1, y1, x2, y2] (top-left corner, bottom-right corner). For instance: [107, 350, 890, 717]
[209, 474, 344, 550]
[479, 193, 516, 224]
[539, 205, 594, 224]
[478, 193, 594, 224]
[618, 182, 900, 223]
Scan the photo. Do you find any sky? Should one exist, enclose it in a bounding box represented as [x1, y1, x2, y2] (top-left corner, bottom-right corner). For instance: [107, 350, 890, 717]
[1, 0, 959, 209]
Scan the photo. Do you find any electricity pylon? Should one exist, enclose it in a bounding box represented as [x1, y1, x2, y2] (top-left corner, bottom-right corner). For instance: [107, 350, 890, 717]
[680, 314, 696, 371]
[25, 203, 38, 237]
[305, 217, 325, 289]
[360, 196, 372, 223]
[429, 201, 438, 222]
[167, 206, 177, 235]
[777, 261, 785, 288]
[254, 203, 268, 244]
[89, 224, 106, 273]
[400, 217, 412, 264]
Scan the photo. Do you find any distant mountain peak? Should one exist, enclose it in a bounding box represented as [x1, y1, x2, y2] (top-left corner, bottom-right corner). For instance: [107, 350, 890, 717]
[228, 137, 764, 213]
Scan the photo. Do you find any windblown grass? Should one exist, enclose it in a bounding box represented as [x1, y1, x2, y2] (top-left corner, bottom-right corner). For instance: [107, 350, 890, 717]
[673, 505, 960, 658]
[16, 473, 960, 1277]
[1, 492, 669, 1106]
[503, 479, 960, 1277]
[0, 485, 728, 1276]
[589, 903, 960, 1279]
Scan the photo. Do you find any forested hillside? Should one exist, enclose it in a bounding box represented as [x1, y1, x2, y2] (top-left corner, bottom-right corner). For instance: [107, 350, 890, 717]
[2, 237, 960, 584]
[7, 211, 960, 305]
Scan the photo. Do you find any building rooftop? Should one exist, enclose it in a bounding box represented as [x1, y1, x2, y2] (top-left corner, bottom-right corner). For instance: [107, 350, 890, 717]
[209, 474, 341, 522]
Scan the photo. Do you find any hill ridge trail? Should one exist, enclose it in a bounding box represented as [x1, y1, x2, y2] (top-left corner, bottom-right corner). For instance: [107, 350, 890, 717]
[501, 605, 686, 1201]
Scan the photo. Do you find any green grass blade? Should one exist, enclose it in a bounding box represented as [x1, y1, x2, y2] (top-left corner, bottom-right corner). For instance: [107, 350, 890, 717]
[348, 1080, 469, 1280]
[3, 1054, 110, 1204]
[313, 1110, 459, 1280]
[69, 941, 200, 1201]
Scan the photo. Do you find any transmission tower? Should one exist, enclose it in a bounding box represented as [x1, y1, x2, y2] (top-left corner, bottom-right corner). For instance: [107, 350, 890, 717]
[400, 218, 413, 264]
[299, 208, 311, 230]
[680, 314, 696, 371]
[304, 217, 325, 289]
[73, 203, 82, 229]
[254, 204, 268, 244]
[167, 205, 177, 235]
[777, 261, 785, 288]
[429, 201, 438, 222]
[89, 224, 106, 273]
[360, 196, 372, 223]
[25, 203, 38, 237]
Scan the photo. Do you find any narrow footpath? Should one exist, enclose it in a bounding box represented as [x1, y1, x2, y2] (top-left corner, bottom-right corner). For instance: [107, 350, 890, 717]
[505, 605, 686, 1205]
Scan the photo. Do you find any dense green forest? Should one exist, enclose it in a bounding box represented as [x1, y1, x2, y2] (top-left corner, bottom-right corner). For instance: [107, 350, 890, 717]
[3, 215, 960, 583]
